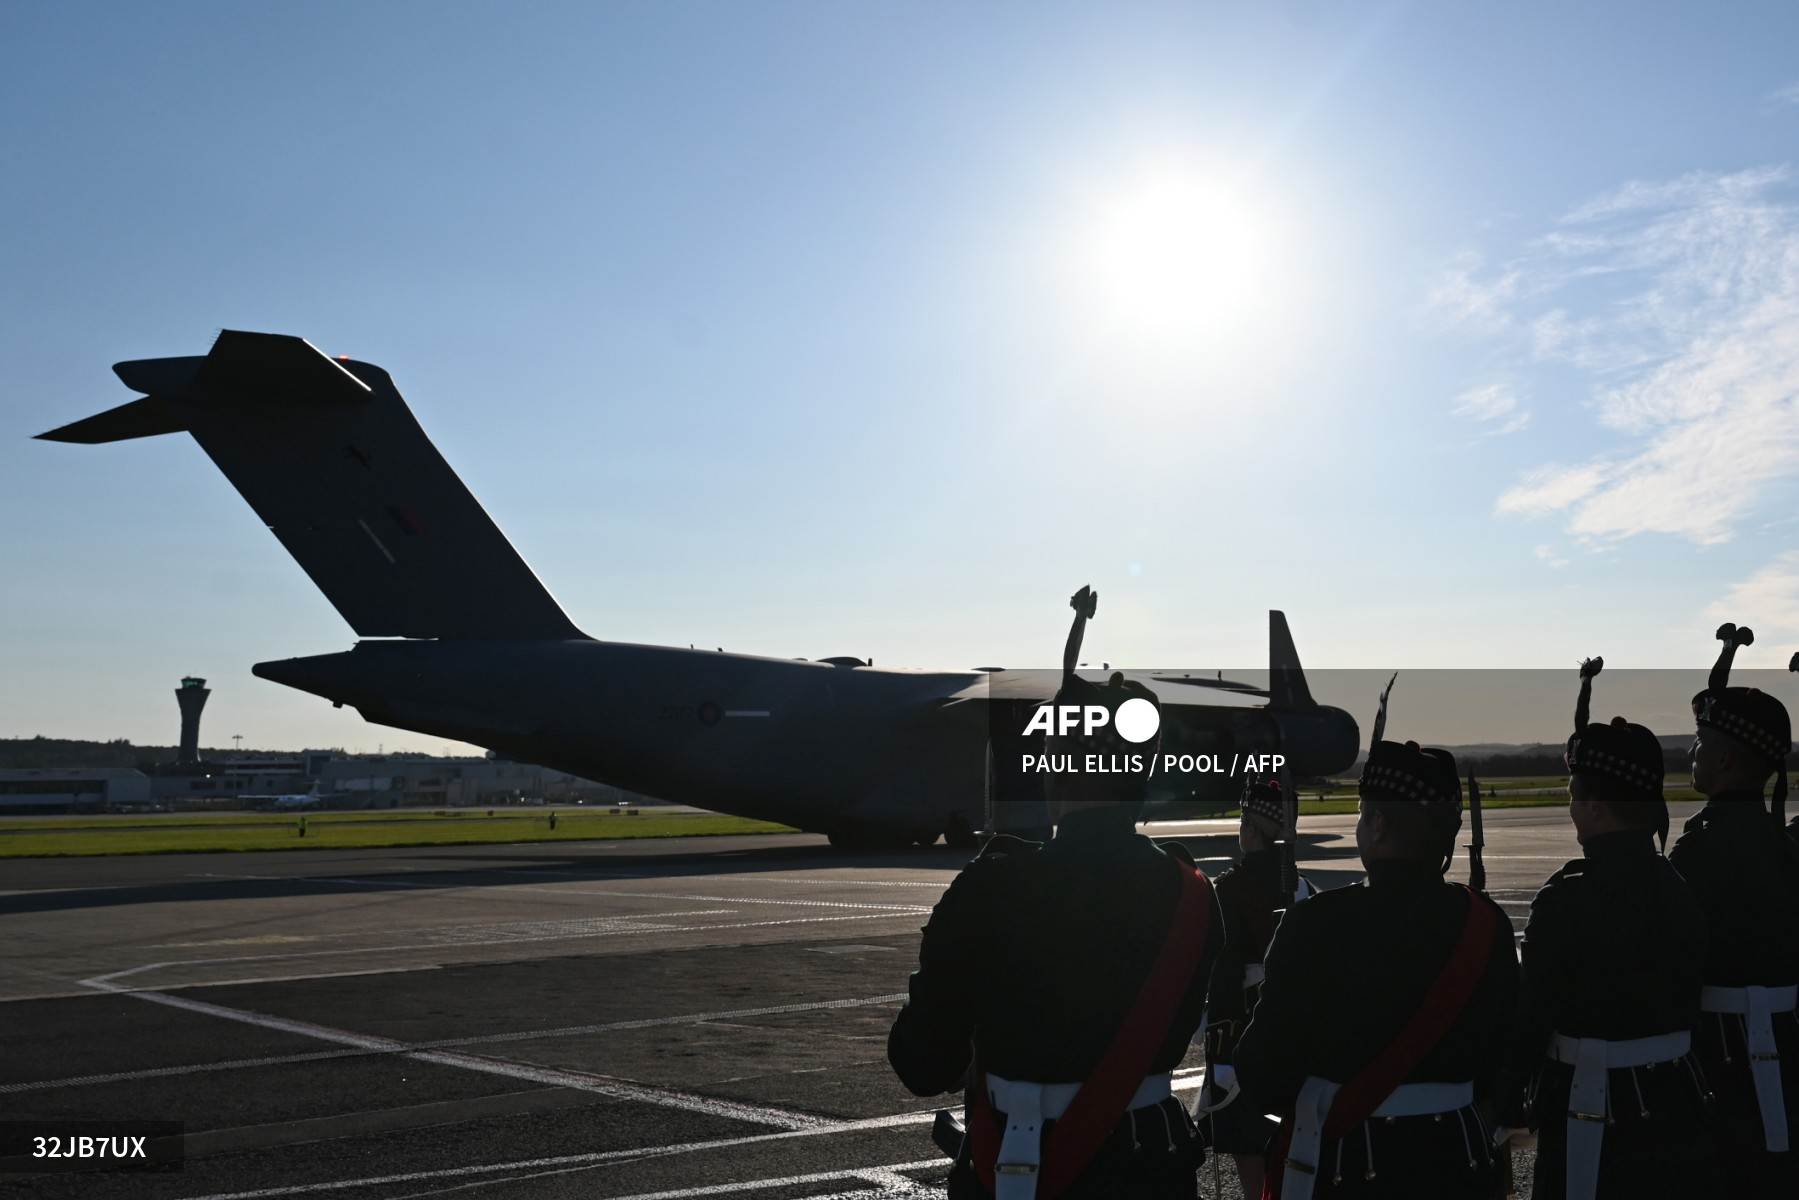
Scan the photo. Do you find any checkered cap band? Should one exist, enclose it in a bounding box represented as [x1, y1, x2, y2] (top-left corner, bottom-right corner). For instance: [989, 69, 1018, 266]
[1694, 690, 1792, 763]
[1242, 793, 1284, 826]
[1566, 733, 1663, 791]
[1360, 766, 1460, 802]
[1357, 762, 1459, 804]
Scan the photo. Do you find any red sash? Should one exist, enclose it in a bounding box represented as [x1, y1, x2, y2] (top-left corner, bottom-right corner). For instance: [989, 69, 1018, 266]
[1263, 885, 1499, 1199]
[967, 862, 1214, 1199]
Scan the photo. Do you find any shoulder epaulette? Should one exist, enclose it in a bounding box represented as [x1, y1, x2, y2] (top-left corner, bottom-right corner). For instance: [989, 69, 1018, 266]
[974, 832, 1042, 862]
[1156, 839, 1197, 867]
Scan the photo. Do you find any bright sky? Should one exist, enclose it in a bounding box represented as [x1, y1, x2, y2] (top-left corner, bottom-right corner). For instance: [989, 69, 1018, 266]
[4, 3, 1799, 752]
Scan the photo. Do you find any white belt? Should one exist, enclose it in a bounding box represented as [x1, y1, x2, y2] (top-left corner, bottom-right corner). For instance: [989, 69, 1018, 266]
[1700, 984, 1798, 1152]
[1197, 1063, 1240, 1116]
[985, 1072, 1172, 1200]
[1191, 964, 1265, 1045]
[1282, 1077, 1473, 1200]
[1548, 1031, 1691, 1200]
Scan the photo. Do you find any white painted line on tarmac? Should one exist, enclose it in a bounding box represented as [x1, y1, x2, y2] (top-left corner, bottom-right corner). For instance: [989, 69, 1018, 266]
[173, 1075, 1224, 1197]
[493, 870, 951, 889]
[177, 1077, 1223, 1198]
[177, 1156, 944, 1200]
[188, 871, 934, 913]
[1, 992, 910, 1096]
[77, 974, 830, 1133]
[71, 910, 920, 995]
[578, 889, 931, 914]
[592, 1160, 944, 1200]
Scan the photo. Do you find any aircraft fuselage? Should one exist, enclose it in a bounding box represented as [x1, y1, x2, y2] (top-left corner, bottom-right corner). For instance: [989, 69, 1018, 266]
[255, 640, 990, 839]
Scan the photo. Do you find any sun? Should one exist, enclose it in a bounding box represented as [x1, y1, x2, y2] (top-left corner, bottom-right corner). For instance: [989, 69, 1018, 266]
[1070, 163, 1291, 359]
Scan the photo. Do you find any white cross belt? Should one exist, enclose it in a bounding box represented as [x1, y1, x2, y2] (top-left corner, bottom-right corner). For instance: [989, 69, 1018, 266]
[1701, 984, 1798, 1152]
[1548, 1030, 1692, 1200]
[984, 1071, 1173, 1200]
[1282, 1077, 1474, 1200]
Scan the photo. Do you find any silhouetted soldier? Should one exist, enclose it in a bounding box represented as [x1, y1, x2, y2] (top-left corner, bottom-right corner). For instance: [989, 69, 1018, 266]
[1669, 623, 1799, 1195]
[1234, 677, 1518, 1199]
[1789, 651, 1798, 850]
[1200, 780, 1316, 1198]
[888, 586, 1223, 1199]
[1503, 656, 1714, 1200]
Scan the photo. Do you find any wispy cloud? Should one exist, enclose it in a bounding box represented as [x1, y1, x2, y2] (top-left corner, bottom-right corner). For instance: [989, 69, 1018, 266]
[1498, 462, 1612, 516]
[1451, 382, 1531, 436]
[1427, 251, 1519, 333]
[1768, 82, 1799, 109]
[1705, 551, 1799, 666]
[1533, 543, 1569, 569]
[1441, 166, 1799, 545]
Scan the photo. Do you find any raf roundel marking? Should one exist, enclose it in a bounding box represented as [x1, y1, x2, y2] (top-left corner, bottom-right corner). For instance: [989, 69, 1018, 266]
[697, 701, 722, 727]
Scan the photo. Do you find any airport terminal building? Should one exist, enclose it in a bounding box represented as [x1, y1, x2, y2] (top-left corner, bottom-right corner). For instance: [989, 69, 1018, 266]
[0, 756, 641, 814]
[0, 767, 155, 814]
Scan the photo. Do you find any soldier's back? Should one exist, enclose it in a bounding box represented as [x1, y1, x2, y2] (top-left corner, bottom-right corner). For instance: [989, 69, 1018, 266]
[964, 815, 1207, 1081]
[1234, 863, 1518, 1199]
[1249, 867, 1514, 1090]
[888, 806, 1223, 1200]
[1668, 798, 1799, 1195]
[1669, 799, 1799, 986]
[1512, 835, 1715, 1200]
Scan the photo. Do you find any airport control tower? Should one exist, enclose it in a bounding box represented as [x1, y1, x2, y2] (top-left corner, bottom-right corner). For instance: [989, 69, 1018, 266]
[176, 676, 210, 766]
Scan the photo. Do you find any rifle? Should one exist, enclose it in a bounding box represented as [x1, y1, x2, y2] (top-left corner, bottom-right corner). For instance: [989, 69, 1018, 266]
[1279, 784, 1300, 908]
[1466, 772, 1486, 894]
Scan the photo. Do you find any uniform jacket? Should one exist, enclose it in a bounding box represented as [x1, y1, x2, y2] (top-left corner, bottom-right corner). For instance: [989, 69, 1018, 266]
[1233, 860, 1519, 1118]
[888, 804, 1223, 1096]
[1504, 828, 1707, 1119]
[1668, 795, 1799, 988]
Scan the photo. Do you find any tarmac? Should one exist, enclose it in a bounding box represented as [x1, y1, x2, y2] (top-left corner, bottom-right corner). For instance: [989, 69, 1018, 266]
[0, 803, 1703, 1199]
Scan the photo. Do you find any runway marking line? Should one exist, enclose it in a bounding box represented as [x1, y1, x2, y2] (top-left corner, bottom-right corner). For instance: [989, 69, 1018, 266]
[177, 1158, 946, 1200]
[75, 971, 833, 1132]
[169, 1076, 1218, 1198]
[188, 871, 933, 914]
[1, 992, 910, 1096]
[58, 910, 921, 997]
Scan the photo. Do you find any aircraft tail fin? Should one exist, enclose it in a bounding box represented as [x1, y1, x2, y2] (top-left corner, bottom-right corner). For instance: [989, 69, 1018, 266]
[38, 331, 584, 641]
[1268, 610, 1317, 710]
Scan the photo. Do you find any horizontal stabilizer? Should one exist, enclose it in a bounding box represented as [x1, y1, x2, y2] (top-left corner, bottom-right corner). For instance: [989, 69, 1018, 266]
[113, 355, 206, 397]
[36, 395, 186, 444]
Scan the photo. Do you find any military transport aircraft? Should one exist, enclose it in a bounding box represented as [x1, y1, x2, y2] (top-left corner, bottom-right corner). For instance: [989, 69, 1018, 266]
[38, 331, 1359, 848]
